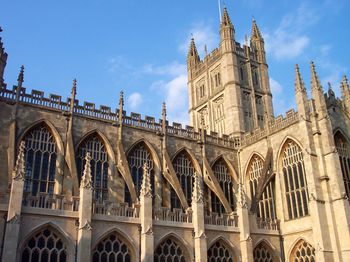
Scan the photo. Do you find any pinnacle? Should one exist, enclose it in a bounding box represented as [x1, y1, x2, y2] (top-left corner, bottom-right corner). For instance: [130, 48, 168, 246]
[14, 141, 26, 179]
[187, 38, 198, 58]
[251, 19, 262, 39]
[162, 102, 167, 117]
[81, 152, 93, 189]
[119, 90, 124, 106]
[17, 65, 24, 85]
[310, 61, 322, 91]
[343, 75, 349, 86]
[71, 79, 77, 96]
[221, 7, 232, 27]
[295, 64, 306, 93]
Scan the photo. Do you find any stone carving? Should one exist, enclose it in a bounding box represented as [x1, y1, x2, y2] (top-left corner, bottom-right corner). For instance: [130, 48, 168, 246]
[7, 213, 20, 224]
[81, 152, 93, 189]
[13, 141, 25, 181]
[80, 220, 92, 231]
[141, 163, 152, 197]
[237, 183, 248, 209]
[192, 172, 204, 204]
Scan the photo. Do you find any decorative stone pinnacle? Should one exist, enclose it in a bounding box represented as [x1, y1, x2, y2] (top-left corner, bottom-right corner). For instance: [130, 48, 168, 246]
[81, 152, 93, 189]
[237, 183, 248, 209]
[221, 7, 232, 27]
[17, 65, 24, 86]
[343, 75, 349, 87]
[162, 102, 167, 118]
[310, 61, 322, 91]
[141, 162, 152, 197]
[188, 38, 199, 60]
[71, 79, 77, 96]
[251, 19, 262, 39]
[13, 141, 26, 181]
[295, 64, 306, 93]
[192, 173, 204, 204]
[119, 90, 124, 107]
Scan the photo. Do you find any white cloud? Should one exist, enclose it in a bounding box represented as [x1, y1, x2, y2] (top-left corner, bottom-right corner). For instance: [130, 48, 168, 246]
[127, 92, 143, 110]
[269, 78, 283, 94]
[142, 61, 187, 77]
[179, 22, 219, 58]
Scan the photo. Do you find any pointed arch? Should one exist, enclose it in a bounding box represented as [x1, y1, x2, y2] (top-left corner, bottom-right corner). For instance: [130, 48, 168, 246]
[210, 156, 237, 213]
[288, 238, 315, 262]
[124, 139, 161, 204]
[170, 147, 199, 209]
[253, 239, 280, 262]
[211, 155, 238, 184]
[18, 222, 74, 262]
[207, 237, 238, 262]
[20, 121, 60, 195]
[276, 135, 306, 169]
[18, 119, 64, 154]
[278, 137, 309, 220]
[207, 236, 239, 255]
[244, 151, 265, 179]
[154, 233, 192, 262]
[92, 228, 136, 262]
[334, 130, 350, 199]
[76, 130, 112, 200]
[75, 129, 116, 163]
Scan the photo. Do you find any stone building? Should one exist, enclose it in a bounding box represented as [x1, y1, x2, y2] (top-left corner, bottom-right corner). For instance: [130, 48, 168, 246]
[0, 8, 350, 262]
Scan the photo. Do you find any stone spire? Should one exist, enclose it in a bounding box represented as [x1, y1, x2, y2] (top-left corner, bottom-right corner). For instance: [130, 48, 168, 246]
[310, 62, 327, 117]
[141, 163, 152, 197]
[13, 141, 25, 180]
[251, 19, 263, 40]
[341, 75, 350, 99]
[250, 19, 266, 63]
[81, 152, 92, 189]
[162, 102, 167, 134]
[17, 65, 24, 87]
[118, 90, 124, 124]
[327, 82, 335, 98]
[192, 173, 204, 204]
[187, 38, 200, 68]
[221, 7, 233, 28]
[295, 64, 306, 93]
[70, 79, 77, 114]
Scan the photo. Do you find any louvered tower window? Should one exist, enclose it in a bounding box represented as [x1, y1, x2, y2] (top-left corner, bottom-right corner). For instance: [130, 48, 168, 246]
[207, 241, 235, 262]
[282, 141, 309, 219]
[211, 159, 235, 214]
[92, 232, 132, 262]
[23, 124, 57, 195]
[76, 135, 109, 200]
[170, 152, 194, 209]
[125, 143, 154, 205]
[248, 156, 276, 220]
[21, 227, 67, 262]
[334, 132, 350, 199]
[154, 238, 187, 262]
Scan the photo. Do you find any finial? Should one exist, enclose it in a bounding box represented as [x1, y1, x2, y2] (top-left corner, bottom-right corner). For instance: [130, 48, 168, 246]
[119, 90, 124, 107]
[17, 65, 24, 86]
[310, 61, 322, 91]
[328, 82, 335, 97]
[221, 6, 232, 27]
[192, 173, 204, 204]
[13, 141, 26, 181]
[141, 162, 152, 197]
[343, 75, 349, 86]
[204, 44, 208, 56]
[162, 102, 167, 118]
[71, 79, 77, 96]
[81, 152, 93, 189]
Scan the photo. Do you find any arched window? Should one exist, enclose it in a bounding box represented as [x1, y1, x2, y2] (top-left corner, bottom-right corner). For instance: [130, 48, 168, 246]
[92, 232, 132, 262]
[334, 132, 350, 198]
[154, 238, 187, 262]
[76, 135, 109, 200]
[207, 240, 235, 262]
[248, 156, 276, 220]
[281, 141, 309, 220]
[253, 242, 274, 262]
[290, 240, 315, 262]
[21, 227, 68, 262]
[211, 159, 235, 214]
[23, 124, 57, 195]
[125, 142, 154, 204]
[171, 151, 195, 209]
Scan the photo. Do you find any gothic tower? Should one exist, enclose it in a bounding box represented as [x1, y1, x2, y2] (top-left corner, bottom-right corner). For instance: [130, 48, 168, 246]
[187, 9, 274, 136]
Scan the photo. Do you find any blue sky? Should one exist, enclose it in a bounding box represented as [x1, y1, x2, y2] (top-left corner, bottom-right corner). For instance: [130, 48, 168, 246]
[1, 0, 349, 124]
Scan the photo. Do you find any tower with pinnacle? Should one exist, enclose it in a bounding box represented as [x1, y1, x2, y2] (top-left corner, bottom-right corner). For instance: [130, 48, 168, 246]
[187, 8, 273, 136]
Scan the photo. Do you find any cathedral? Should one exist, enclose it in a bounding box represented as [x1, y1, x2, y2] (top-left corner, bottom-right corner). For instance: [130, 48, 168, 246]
[0, 7, 350, 262]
